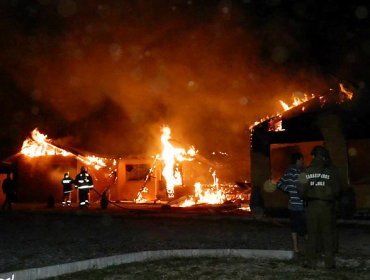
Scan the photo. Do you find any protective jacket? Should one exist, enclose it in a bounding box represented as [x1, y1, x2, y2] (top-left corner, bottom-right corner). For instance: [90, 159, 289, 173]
[299, 158, 340, 202]
[75, 171, 94, 190]
[61, 175, 74, 193]
[299, 156, 341, 269]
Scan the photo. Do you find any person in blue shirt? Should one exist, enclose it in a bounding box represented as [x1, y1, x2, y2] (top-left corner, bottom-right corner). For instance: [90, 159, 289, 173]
[277, 152, 306, 254]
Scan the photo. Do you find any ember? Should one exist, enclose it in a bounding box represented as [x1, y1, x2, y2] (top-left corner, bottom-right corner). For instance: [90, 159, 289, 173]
[339, 83, 354, 100]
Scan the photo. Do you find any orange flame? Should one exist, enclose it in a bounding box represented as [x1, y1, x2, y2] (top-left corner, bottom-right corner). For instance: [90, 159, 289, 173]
[160, 126, 196, 198]
[251, 84, 355, 131]
[179, 170, 226, 207]
[77, 155, 107, 170]
[279, 94, 314, 111]
[339, 83, 353, 100]
[21, 128, 71, 157]
[135, 126, 249, 207]
[21, 128, 110, 170]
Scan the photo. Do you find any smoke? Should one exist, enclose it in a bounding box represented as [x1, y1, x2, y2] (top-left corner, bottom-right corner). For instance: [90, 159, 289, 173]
[0, 0, 331, 179]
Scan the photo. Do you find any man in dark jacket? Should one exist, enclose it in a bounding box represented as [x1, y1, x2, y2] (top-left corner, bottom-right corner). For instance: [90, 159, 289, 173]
[61, 172, 74, 207]
[75, 166, 94, 208]
[298, 146, 341, 269]
[277, 152, 306, 254]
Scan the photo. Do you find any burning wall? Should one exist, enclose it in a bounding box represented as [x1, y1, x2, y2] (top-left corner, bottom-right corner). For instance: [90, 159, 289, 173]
[115, 157, 158, 202]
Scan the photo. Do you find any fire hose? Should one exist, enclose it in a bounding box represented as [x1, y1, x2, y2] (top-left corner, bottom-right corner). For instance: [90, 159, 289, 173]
[90, 187, 129, 209]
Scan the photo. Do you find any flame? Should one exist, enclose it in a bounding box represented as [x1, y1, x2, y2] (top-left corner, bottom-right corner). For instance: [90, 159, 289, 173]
[21, 128, 72, 157]
[135, 155, 159, 203]
[20, 128, 111, 170]
[134, 126, 250, 208]
[279, 100, 290, 111]
[160, 126, 197, 198]
[279, 94, 314, 112]
[179, 171, 225, 207]
[268, 118, 285, 132]
[339, 83, 353, 100]
[77, 155, 107, 170]
[251, 84, 356, 131]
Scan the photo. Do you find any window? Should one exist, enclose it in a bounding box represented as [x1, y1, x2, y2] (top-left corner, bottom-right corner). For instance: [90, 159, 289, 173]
[126, 164, 150, 181]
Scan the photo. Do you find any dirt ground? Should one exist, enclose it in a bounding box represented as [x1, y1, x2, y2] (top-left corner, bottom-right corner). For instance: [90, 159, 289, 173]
[0, 203, 369, 275]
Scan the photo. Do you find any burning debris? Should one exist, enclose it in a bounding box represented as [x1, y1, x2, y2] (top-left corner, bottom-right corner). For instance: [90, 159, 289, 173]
[136, 126, 251, 210]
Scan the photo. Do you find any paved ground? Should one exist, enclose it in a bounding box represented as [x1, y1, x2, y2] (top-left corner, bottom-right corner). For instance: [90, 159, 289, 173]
[0, 203, 369, 275]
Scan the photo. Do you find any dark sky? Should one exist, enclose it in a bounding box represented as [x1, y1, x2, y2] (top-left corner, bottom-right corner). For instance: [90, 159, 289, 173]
[0, 0, 369, 178]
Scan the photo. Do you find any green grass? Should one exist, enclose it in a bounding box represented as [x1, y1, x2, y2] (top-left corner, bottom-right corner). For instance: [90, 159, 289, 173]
[47, 257, 370, 280]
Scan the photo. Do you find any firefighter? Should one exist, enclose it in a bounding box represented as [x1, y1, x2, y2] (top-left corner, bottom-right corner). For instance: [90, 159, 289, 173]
[61, 172, 74, 207]
[298, 146, 341, 269]
[75, 166, 94, 208]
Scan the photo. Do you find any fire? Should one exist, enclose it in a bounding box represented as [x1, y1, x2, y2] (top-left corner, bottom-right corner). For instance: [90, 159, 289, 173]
[135, 155, 159, 203]
[279, 94, 314, 111]
[250, 83, 355, 132]
[21, 128, 72, 157]
[160, 126, 196, 198]
[21, 128, 111, 170]
[77, 155, 107, 170]
[268, 117, 285, 132]
[133, 126, 251, 208]
[279, 100, 290, 111]
[179, 170, 226, 207]
[339, 83, 353, 100]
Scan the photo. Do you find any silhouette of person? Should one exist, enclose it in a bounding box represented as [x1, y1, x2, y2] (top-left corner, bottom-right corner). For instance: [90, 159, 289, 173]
[277, 152, 307, 253]
[2, 173, 15, 210]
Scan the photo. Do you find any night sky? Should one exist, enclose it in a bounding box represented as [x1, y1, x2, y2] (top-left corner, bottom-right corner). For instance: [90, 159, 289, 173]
[0, 0, 369, 179]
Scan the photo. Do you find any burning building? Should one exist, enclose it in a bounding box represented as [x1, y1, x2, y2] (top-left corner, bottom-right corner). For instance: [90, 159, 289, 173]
[125, 126, 251, 209]
[2, 129, 118, 204]
[249, 83, 370, 217]
[1, 127, 250, 209]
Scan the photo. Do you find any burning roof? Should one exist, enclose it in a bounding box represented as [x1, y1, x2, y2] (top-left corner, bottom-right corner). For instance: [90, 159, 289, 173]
[3, 128, 116, 171]
[249, 83, 355, 133]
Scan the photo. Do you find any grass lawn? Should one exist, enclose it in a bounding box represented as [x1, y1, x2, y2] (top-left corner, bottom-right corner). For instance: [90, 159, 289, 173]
[47, 256, 370, 280]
